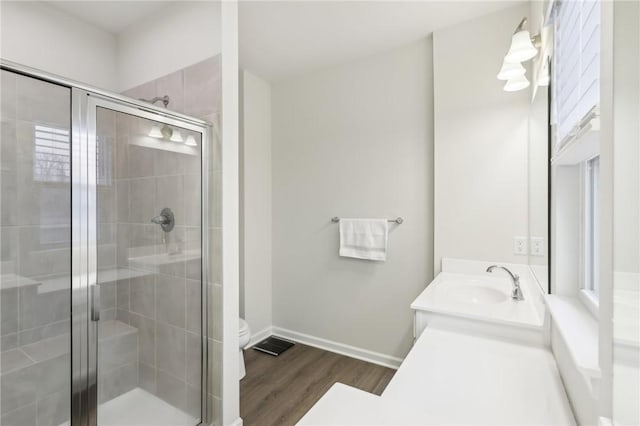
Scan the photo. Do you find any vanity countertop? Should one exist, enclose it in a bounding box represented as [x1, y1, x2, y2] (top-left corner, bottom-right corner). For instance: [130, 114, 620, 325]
[298, 327, 575, 425]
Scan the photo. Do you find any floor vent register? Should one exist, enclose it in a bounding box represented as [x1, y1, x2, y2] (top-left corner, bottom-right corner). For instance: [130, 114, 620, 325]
[252, 336, 295, 356]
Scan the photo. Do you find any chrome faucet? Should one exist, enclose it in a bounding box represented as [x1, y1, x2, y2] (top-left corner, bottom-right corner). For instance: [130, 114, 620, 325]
[486, 265, 525, 301]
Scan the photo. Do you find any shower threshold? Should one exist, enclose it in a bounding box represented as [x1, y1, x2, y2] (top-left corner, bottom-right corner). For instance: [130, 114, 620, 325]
[59, 388, 198, 426]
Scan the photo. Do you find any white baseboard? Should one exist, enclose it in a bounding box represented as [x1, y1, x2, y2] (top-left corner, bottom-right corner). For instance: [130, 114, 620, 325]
[247, 326, 273, 348]
[271, 326, 403, 369]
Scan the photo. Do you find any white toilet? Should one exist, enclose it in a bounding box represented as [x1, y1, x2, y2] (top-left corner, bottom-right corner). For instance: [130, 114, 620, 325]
[239, 318, 251, 379]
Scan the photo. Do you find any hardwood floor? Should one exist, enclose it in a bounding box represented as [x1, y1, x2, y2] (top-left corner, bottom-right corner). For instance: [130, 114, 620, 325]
[240, 342, 396, 426]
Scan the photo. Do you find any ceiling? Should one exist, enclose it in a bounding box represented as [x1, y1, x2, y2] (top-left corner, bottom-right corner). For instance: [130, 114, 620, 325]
[47, 1, 170, 34]
[240, 1, 525, 81]
[47, 0, 526, 82]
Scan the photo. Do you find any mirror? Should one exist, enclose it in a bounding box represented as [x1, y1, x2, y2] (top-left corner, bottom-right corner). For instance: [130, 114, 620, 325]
[528, 84, 549, 291]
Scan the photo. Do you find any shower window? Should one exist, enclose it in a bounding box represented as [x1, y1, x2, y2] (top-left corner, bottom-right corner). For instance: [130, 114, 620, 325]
[33, 124, 71, 182]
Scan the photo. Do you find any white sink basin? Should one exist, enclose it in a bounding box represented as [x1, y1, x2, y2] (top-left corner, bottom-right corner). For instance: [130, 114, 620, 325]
[411, 271, 545, 330]
[445, 283, 508, 305]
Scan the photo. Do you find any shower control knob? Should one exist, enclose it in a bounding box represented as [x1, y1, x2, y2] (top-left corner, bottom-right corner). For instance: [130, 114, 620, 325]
[151, 207, 175, 232]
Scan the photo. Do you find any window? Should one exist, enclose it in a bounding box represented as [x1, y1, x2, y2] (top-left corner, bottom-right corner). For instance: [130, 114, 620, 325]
[583, 156, 600, 297]
[550, 0, 601, 314]
[96, 135, 113, 186]
[552, 0, 600, 150]
[33, 124, 71, 183]
[33, 124, 112, 186]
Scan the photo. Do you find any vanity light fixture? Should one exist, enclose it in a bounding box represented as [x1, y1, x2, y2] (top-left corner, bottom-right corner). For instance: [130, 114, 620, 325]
[170, 130, 183, 143]
[149, 125, 163, 138]
[185, 135, 198, 146]
[497, 60, 526, 80]
[505, 19, 538, 63]
[499, 17, 540, 92]
[504, 74, 530, 92]
[148, 124, 175, 140]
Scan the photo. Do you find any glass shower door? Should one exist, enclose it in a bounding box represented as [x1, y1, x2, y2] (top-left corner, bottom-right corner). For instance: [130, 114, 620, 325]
[0, 70, 72, 426]
[91, 98, 207, 426]
[1, 67, 210, 426]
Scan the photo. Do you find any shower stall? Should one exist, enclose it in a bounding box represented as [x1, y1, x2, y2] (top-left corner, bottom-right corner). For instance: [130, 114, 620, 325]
[1, 62, 215, 426]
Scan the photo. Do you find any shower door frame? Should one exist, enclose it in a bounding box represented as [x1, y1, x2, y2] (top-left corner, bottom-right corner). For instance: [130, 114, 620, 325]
[0, 60, 212, 426]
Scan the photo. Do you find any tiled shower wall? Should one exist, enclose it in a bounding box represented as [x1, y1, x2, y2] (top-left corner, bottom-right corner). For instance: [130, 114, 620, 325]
[121, 55, 223, 425]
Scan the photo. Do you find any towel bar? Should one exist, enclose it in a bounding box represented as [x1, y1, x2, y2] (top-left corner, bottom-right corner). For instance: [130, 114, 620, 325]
[331, 217, 404, 224]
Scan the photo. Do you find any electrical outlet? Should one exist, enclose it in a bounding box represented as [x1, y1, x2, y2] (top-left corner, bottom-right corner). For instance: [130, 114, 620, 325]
[531, 237, 544, 256]
[513, 236, 528, 255]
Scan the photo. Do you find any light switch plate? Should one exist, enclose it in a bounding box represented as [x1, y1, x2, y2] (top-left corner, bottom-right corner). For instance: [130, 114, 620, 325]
[513, 236, 528, 255]
[531, 237, 544, 256]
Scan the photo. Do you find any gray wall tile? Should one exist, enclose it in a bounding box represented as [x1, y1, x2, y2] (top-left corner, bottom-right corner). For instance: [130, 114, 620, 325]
[99, 362, 137, 403]
[116, 279, 130, 311]
[1, 333, 18, 351]
[100, 282, 117, 310]
[99, 332, 137, 373]
[0, 349, 33, 374]
[130, 274, 156, 318]
[156, 275, 186, 328]
[156, 323, 185, 379]
[129, 178, 156, 223]
[1, 288, 18, 336]
[17, 319, 68, 346]
[36, 389, 69, 426]
[0, 402, 37, 426]
[156, 370, 186, 413]
[186, 279, 202, 334]
[129, 145, 155, 178]
[138, 362, 156, 394]
[129, 314, 155, 366]
[1, 362, 38, 414]
[186, 331, 201, 386]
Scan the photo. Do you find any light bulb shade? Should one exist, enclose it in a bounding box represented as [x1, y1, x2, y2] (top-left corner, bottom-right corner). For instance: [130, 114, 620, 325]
[185, 135, 198, 146]
[149, 125, 163, 138]
[504, 74, 530, 92]
[170, 130, 183, 143]
[497, 60, 526, 80]
[505, 30, 538, 63]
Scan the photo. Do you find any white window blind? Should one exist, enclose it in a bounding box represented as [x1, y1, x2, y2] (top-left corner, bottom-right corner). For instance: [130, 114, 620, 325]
[553, 0, 600, 147]
[33, 125, 70, 183]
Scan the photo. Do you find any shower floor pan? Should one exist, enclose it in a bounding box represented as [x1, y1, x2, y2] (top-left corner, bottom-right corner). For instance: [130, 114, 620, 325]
[59, 388, 198, 426]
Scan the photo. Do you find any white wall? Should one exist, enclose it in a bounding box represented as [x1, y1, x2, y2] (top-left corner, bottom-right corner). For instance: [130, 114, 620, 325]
[613, 0, 639, 276]
[612, 2, 640, 424]
[433, 4, 530, 274]
[116, 1, 221, 92]
[220, 2, 240, 425]
[271, 38, 434, 361]
[240, 70, 273, 338]
[0, 1, 117, 90]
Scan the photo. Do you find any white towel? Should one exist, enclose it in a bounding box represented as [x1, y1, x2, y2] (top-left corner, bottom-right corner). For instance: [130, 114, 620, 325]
[339, 218, 388, 261]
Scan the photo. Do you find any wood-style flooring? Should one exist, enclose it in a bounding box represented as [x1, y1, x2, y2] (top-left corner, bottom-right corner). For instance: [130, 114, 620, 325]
[240, 342, 396, 426]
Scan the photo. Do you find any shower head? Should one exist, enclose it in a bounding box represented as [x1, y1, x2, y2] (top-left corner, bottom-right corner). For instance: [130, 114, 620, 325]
[139, 95, 170, 108]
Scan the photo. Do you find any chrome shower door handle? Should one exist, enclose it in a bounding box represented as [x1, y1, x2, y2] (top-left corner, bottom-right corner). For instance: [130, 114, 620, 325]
[91, 285, 100, 322]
